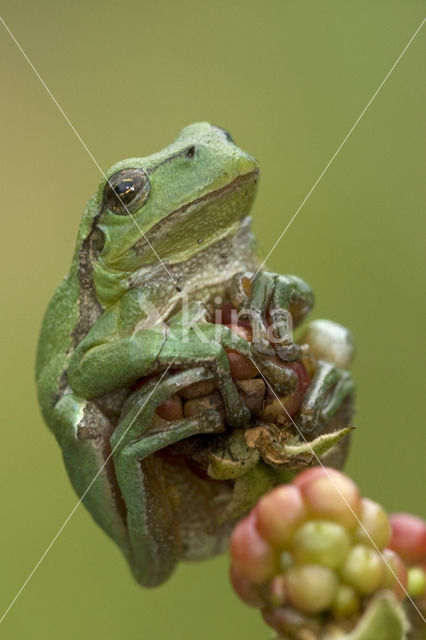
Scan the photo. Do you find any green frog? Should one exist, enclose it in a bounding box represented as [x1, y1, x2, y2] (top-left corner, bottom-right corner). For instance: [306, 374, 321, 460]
[36, 123, 354, 586]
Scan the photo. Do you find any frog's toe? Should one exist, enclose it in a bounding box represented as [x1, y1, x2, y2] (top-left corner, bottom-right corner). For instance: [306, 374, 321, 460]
[275, 342, 303, 363]
[198, 409, 226, 434]
[251, 337, 274, 357]
[227, 402, 251, 429]
[251, 355, 298, 396]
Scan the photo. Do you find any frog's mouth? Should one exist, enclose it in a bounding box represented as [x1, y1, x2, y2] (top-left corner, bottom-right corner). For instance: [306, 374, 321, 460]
[130, 168, 259, 264]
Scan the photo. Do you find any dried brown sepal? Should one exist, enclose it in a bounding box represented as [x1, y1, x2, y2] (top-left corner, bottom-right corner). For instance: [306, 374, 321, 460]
[245, 424, 289, 466]
[245, 424, 354, 470]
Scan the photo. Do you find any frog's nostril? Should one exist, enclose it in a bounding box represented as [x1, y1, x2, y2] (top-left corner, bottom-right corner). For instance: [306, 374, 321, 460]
[212, 125, 234, 143]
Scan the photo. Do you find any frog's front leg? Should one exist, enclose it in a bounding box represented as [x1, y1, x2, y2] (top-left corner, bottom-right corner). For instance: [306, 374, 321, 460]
[297, 362, 355, 436]
[231, 270, 314, 361]
[67, 300, 250, 428]
[296, 319, 356, 436]
[110, 367, 224, 587]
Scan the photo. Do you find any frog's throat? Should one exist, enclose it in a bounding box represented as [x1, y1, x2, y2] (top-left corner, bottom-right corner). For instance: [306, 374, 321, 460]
[136, 215, 258, 311]
[94, 215, 257, 315]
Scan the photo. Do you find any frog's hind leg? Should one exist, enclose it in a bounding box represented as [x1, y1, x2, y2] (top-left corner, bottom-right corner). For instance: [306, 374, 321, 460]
[157, 335, 250, 428]
[53, 394, 132, 563]
[111, 367, 225, 587]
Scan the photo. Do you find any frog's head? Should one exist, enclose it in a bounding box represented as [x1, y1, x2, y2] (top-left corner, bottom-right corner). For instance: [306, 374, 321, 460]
[86, 123, 259, 305]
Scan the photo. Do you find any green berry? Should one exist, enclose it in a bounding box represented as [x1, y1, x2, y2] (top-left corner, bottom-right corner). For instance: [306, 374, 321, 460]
[341, 544, 384, 595]
[332, 584, 360, 617]
[354, 498, 391, 550]
[279, 550, 294, 571]
[292, 519, 351, 569]
[285, 565, 338, 614]
[407, 567, 426, 599]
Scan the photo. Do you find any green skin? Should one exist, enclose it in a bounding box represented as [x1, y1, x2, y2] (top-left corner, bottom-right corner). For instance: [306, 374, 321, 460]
[36, 123, 353, 586]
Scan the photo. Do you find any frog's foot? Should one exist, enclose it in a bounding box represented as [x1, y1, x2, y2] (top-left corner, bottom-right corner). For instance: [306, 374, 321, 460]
[196, 322, 298, 399]
[231, 271, 314, 363]
[110, 367, 226, 586]
[296, 361, 355, 436]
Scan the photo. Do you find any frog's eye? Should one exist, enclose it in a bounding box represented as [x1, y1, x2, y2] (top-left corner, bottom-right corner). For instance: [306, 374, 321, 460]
[103, 168, 150, 215]
[185, 145, 196, 158]
[212, 126, 234, 143]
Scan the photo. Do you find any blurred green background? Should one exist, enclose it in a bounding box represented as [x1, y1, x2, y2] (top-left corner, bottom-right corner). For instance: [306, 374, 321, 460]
[1, 1, 425, 638]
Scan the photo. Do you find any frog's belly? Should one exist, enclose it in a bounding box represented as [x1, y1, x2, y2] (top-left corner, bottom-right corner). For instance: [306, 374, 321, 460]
[147, 451, 237, 562]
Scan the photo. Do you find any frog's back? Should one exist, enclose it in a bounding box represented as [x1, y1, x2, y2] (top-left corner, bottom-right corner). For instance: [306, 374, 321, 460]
[36, 195, 101, 427]
[36, 267, 80, 427]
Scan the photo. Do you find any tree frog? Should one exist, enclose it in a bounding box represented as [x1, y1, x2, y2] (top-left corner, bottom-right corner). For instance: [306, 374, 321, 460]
[36, 123, 354, 586]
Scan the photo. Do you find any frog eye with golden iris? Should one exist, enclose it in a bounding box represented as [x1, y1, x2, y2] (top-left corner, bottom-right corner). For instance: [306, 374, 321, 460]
[103, 168, 151, 215]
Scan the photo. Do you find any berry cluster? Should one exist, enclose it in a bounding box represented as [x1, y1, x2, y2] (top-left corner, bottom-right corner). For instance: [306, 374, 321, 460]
[230, 467, 409, 636]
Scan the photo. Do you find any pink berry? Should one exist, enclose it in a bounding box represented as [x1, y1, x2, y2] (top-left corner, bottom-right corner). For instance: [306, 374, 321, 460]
[229, 565, 265, 607]
[382, 548, 408, 601]
[261, 606, 314, 636]
[389, 513, 426, 564]
[255, 485, 307, 548]
[292, 466, 329, 491]
[295, 467, 361, 530]
[230, 513, 277, 584]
